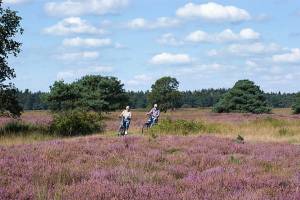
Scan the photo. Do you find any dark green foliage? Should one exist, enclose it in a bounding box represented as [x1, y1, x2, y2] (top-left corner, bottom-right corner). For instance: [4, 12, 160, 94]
[181, 89, 228, 108]
[17, 89, 48, 110]
[46, 81, 81, 111]
[264, 92, 296, 108]
[292, 93, 300, 114]
[46, 75, 128, 112]
[148, 77, 182, 112]
[0, 85, 22, 117]
[0, 2, 23, 117]
[128, 90, 149, 109]
[213, 80, 271, 114]
[14, 88, 297, 111]
[50, 110, 104, 136]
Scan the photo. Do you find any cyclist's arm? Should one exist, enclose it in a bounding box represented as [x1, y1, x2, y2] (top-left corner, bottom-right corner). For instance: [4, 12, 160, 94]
[119, 110, 124, 118]
[147, 108, 153, 115]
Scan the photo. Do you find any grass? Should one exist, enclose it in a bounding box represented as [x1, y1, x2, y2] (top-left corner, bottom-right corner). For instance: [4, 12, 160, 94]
[1, 108, 300, 146]
[0, 132, 59, 146]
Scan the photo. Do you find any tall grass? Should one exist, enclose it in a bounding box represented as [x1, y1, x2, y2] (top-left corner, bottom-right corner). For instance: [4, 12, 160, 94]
[0, 121, 48, 136]
[150, 119, 221, 135]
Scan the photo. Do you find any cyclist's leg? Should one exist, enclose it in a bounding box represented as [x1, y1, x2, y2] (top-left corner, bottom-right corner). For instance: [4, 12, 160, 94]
[125, 120, 130, 134]
[150, 117, 156, 127]
[119, 119, 126, 135]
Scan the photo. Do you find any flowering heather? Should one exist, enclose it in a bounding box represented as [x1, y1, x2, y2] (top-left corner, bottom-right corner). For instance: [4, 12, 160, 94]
[0, 135, 299, 200]
[0, 111, 52, 127]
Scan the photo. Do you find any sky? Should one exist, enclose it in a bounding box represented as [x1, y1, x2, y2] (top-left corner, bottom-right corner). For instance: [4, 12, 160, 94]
[2, 0, 300, 92]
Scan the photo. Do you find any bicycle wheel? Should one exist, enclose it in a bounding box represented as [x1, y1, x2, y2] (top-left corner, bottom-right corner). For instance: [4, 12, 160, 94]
[142, 123, 149, 134]
[118, 126, 125, 136]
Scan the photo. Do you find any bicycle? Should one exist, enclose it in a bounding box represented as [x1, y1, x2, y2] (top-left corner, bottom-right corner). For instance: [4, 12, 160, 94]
[118, 117, 130, 136]
[142, 115, 158, 134]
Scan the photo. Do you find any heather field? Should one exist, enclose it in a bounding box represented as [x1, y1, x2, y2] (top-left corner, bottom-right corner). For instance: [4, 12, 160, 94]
[0, 135, 299, 200]
[1, 109, 300, 199]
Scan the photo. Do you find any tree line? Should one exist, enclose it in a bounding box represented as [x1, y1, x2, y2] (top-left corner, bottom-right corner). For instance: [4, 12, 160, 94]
[17, 86, 297, 111]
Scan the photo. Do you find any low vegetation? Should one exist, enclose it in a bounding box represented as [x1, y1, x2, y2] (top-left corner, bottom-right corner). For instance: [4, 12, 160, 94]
[150, 119, 220, 136]
[0, 121, 46, 135]
[1, 136, 299, 199]
[50, 110, 104, 136]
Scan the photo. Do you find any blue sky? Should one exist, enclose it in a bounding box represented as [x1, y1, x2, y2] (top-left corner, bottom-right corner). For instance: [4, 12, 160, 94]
[3, 0, 300, 92]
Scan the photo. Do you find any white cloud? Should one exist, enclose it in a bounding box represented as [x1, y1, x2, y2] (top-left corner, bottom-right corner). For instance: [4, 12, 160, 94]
[127, 74, 153, 86]
[62, 37, 112, 47]
[157, 33, 183, 46]
[176, 2, 251, 22]
[127, 17, 180, 29]
[272, 48, 300, 63]
[245, 60, 265, 73]
[185, 30, 210, 43]
[175, 63, 235, 76]
[57, 51, 99, 61]
[239, 28, 260, 40]
[45, 0, 129, 17]
[44, 17, 106, 36]
[228, 43, 282, 55]
[57, 66, 113, 80]
[262, 73, 295, 83]
[185, 28, 260, 43]
[3, 0, 31, 4]
[150, 53, 191, 65]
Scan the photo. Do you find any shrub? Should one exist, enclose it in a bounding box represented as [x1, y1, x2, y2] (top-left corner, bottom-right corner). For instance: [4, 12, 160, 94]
[292, 93, 300, 114]
[150, 119, 218, 135]
[213, 80, 271, 114]
[50, 110, 104, 136]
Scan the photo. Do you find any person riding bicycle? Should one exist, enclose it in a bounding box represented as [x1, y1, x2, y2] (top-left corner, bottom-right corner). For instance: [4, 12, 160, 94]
[146, 104, 160, 127]
[119, 106, 132, 135]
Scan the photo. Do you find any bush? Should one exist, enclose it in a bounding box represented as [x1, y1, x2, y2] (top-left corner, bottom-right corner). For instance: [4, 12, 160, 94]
[150, 119, 219, 135]
[292, 93, 300, 114]
[50, 110, 104, 136]
[213, 80, 271, 114]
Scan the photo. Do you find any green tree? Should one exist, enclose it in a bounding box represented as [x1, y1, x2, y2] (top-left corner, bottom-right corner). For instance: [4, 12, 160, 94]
[0, 1, 23, 117]
[213, 80, 271, 114]
[46, 75, 128, 112]
[148, 77, 182, 112]
[292, 93, 300, 114]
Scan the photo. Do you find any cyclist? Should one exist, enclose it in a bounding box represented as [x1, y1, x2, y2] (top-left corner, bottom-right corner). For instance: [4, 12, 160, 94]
[146, 104, 160, 127]
[119, 106, 132, 135]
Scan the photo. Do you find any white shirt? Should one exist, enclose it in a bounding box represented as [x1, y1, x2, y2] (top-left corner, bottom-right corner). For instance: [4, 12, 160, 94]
[121, 110, 132, 120]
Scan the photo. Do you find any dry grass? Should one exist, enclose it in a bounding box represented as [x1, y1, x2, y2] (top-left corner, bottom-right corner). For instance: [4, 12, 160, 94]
[1, 108, 300, 146]
[106, 108, 300, 144]
[0, 133, 58, 146]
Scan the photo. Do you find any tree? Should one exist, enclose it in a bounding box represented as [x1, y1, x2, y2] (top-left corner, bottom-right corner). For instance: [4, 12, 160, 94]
[213, 80, 271, 114]
[292, 93, 300, 114]
[148, 77, 182, 112]
[0, 1, 23, 117]
[46, 75, 128, 112]
[128, 90, 148, 109]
